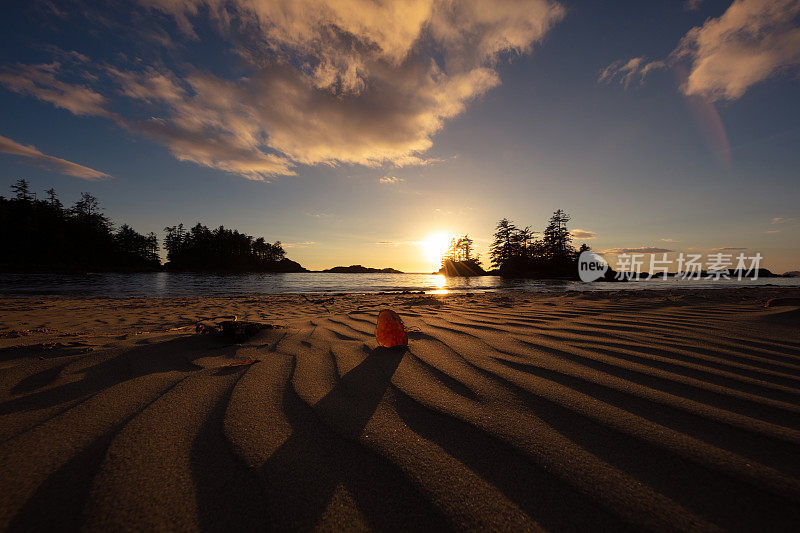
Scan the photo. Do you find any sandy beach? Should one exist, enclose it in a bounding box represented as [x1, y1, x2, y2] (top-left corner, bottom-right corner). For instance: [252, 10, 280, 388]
[1, 288, 800, 531]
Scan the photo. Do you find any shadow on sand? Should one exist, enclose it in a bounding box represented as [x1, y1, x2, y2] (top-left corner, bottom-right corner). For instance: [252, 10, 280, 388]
[245, 345, 452, 531]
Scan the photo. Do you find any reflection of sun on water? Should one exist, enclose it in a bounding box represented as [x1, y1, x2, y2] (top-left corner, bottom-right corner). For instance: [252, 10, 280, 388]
[429, 274, 449, 294]
[419, 233, 452, 293]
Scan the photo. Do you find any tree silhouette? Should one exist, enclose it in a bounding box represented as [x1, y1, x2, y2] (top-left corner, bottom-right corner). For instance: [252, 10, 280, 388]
[439, 234, 484, 275]
[460, 234, 474, 261]
[10, 179, 32, 201]
[0, 182, 159, 272]
[45, 188, 62, 209]
[483, 211, 580, 278]
[543, 209, 573, 264]
[73, 192, 101, 217]
[490, 218, 518, 269]
[516, 226, 535, 259]
[115, 224, 160, 267]
[1, 181, 301, 273]
[442, 234, 478, 265]
[162, 222, 293, 272]
[443, 238, 461, 265]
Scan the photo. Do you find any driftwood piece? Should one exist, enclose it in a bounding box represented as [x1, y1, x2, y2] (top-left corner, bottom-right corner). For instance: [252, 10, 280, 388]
[302, 295, 335, 305]
[195, 316, 280, 342]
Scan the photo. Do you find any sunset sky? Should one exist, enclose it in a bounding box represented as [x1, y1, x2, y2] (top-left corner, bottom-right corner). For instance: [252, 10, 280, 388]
[1, 0, 798, 273]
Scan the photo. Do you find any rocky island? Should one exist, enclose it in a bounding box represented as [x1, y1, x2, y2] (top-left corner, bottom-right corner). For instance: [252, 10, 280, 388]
[322, 265, 403, 273]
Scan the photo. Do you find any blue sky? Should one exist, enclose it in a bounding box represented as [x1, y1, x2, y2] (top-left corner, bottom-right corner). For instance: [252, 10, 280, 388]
[1, 0, 798, 272]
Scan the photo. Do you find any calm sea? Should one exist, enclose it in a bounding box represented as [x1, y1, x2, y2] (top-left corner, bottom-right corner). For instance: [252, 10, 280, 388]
[1, 272, 799, 297]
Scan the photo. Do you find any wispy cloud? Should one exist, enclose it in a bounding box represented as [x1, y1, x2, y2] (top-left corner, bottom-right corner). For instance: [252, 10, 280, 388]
[598, 57, 665, 88]
[570, 229, 596, 239]
[0, 62, 112, 117]
[282, 241, 316, 248]
[660, 238, 681, 242]
[379, 176, 405, 185]
[0, 134, 111, 180]
[601, 0, 800, 101]
[765, 229, 781, 234]
[771, 217, 794, 224]
[600, 247, 674, 254]
[711, 247, 747, 251]
[374, 240, 426, 247]
[0, 0, 566, 180]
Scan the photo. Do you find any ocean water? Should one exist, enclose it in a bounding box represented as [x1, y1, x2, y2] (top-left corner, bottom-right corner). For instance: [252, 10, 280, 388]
[1, 272, 799, 297]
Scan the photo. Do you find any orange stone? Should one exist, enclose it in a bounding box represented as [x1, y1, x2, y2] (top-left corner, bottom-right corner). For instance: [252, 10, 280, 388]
[376, 309, 408, 348]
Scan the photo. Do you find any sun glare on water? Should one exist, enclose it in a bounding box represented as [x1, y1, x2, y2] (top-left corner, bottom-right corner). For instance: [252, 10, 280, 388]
[421, 232, 452, 268]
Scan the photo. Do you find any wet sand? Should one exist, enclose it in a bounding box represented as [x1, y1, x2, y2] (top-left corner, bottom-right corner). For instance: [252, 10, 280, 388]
[1, 288, 800, 531]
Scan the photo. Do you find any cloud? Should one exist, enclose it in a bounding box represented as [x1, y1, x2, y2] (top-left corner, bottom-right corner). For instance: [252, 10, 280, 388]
[106, 66, 187, 104]
[711, 247, 747, 251]
[1, 0, 565, 180]
[374, 240, 426, 246]
[660, 238, 681, 242]
[600, 247, 674, 254]
[771, 217, 794, 224]
[0, 134, 111, 180]
[570, 229, 596, 239]
[379, 176, 405, 184]
[282, 241, 316, 248]
[675, 0, 800, 100]
[0, 62, 112, 117]
[602, 0, 800, 100]
[765, 229, 781, 233]
[684, 0, 704, 10]
[598, 57, 665, 88]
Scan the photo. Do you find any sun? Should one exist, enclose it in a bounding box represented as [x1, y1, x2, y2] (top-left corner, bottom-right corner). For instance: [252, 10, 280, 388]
[421, 232, 453, 267]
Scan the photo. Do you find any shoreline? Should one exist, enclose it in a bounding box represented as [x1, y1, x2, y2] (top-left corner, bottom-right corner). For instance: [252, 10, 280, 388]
[2, 278, 800, 300]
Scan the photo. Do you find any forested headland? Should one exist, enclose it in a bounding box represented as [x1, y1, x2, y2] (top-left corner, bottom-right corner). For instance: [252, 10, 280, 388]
[442, 210, 608, 279]
[163, 223, 305, 272]
[487, 209, 590, 278]
[1, 179, 304, 273]
[1, 179, 158, 272]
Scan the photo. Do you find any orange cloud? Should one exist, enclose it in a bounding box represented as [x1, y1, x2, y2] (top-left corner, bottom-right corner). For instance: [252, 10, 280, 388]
[1, 0, 565, 180]
[675, 0, 800, 100]
[570, 229, 596, 239]
[602, 0, 800, 101]
[0, 134, 111, 180]
[0, 62, 111, 117]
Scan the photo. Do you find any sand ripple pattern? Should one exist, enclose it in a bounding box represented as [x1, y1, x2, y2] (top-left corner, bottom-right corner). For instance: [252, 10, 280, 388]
[1, 291, 800, 531]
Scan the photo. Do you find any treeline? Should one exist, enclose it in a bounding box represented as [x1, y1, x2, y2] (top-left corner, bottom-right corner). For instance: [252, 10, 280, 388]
[488, 209, 590, 278]
[1, 179, 304, 273]
[442, 235, 482, 266]
[0, 179, 159, 272]
[439, 234, 486, 276]
[163, 224, 304, 272]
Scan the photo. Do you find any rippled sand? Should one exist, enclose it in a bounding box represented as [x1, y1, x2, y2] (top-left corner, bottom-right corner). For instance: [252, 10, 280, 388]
[1, 288, 800, 531]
